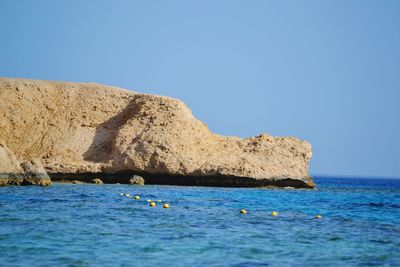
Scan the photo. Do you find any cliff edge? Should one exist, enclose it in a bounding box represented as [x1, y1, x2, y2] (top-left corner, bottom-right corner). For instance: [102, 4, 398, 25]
[0, 78, 314, 188]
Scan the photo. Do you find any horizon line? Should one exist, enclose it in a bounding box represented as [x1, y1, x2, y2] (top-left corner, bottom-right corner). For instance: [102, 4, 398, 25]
[311, 174, 400, 180]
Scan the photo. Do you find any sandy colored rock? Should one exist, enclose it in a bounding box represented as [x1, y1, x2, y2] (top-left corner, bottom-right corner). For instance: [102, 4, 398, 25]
[0, 141, 23, 185]
[129, 175, 145, 185]
[0, 142, 51, 186]
[0, 78, 314, 188]
[0, 141, 23, 174]
[20, 159, 51, 186]
[92, 178, 104, 184]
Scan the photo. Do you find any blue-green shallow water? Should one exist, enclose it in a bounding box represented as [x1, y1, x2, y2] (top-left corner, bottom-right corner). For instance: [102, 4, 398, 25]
[1, 177, 400, 267]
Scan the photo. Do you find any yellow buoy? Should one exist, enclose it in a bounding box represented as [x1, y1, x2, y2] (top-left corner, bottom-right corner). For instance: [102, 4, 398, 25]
[240, 209, 247, 214]
[150, 202, 156, 207]
[120, 193, 124, 196]
[315, 215, 322, 219]
[147, 199, 152, 203]
[157, 200, 162, 203]
[126, 194, 130, 197]
[135, 196, 140, 200]
[271, 211, 278, 217]
[163, 203, 170, 209]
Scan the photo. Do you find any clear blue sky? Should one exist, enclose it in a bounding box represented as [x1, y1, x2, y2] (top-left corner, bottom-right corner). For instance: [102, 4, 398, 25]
[1, 1, 399, 178]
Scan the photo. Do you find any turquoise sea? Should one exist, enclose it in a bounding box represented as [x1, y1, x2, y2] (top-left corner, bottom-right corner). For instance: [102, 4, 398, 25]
[1, 177, 400, 266]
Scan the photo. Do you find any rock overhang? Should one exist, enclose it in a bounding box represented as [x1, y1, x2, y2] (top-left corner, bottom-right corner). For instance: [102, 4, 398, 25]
[0, 78, 314, 188]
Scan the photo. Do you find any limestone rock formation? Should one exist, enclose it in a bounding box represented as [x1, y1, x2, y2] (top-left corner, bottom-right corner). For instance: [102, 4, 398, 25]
[20, 159, 51, 186]
[129, 175, 145, 185]
[0, 142, 22, 174]
[0, 142, 51, 186]
[92, 178, 104, 184]
[0, 78, 314, 188]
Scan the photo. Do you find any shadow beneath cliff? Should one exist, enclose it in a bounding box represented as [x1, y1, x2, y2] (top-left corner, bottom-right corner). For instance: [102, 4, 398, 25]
[82, 98, 139, 163]
[49, 171, 314, 188]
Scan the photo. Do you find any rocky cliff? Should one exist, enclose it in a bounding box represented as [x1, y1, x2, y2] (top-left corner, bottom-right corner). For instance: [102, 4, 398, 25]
[0, 78, 314, 188]
[0, 141, 51, 186]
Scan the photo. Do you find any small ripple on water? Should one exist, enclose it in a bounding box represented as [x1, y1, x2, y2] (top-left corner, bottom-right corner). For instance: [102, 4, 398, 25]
[0, 178, 400, 266]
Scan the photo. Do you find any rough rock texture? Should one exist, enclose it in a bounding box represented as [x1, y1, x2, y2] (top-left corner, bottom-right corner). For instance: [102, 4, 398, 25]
[129, 175, 145, 185]
[20, 159, 51, 186]
[0, 142, 22, 174]
[92, 178, 104, 184]
[0, 78, 314, 188]
[0, 142, 51, 186]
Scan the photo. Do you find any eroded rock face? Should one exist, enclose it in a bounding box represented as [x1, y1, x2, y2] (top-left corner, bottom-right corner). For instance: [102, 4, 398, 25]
[0, 142, 22, 173]
[129, 175, 145, 185]
[20, 159, 51, 186]
[0, 141, 23, 185]
[0, 78, 314, 188]
[0, 142, 51, 186]
[92, 178, 104, 184]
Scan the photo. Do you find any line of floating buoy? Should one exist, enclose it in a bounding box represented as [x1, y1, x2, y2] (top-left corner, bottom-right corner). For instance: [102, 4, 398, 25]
[120, 194, 322, 218]
[120, 193, 170, 209]
[239, 209, 323, 219]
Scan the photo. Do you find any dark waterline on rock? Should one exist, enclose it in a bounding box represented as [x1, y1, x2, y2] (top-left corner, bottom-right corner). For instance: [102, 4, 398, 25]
[49, 172, 314, 188]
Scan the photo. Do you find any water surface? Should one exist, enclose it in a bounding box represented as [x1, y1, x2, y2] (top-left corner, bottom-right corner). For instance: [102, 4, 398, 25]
[1, 177, 399, 266]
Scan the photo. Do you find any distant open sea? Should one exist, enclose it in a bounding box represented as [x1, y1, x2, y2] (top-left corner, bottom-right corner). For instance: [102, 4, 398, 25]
[1, 177, 399, 266]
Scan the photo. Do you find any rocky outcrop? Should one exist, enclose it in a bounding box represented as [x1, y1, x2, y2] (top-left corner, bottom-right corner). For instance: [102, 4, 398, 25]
[92, 178, 104, 184]
[0, 142, 51, 186]
[20, 159, 51, 186]
[0, 78, 314, 188]
[129, 175, 145, 185]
